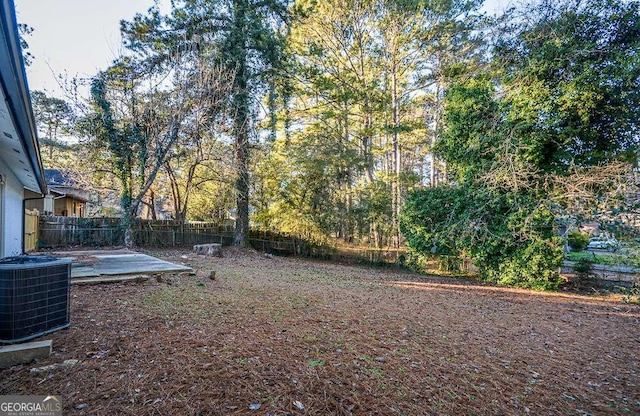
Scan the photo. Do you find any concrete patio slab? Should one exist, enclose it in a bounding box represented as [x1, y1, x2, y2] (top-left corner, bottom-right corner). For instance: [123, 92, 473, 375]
[52, 250, 193, 279]
[72, 275, 152, 285]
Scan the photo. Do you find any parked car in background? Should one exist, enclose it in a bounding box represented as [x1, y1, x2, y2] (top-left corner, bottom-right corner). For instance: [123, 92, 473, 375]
[587, 236, 619, 251]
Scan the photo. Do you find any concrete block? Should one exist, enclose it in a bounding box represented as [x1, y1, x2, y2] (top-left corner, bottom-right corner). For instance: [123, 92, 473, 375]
[193, 243, 223, 257]
[0, 340, 52, 369]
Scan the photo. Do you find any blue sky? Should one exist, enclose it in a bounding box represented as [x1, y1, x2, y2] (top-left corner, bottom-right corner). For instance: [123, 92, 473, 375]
[15, 0, 510, 97]
[15, 0, 164, 94]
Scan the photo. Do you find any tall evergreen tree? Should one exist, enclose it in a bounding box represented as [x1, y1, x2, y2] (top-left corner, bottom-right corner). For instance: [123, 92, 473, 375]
[257, 0, 484, 246]
[30, 90, 76, 165]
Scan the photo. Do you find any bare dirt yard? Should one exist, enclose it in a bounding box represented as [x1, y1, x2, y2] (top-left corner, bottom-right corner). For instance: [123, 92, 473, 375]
[2, 248, 639, 415]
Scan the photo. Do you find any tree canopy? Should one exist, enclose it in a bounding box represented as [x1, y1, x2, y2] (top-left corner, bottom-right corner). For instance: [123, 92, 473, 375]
[401, 0, 640, 288]
[29, 0, 640, 288]
[120, 0, 290, 246]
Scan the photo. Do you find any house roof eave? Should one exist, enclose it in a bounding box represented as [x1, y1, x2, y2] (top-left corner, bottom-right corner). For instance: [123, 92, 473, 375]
[48, 186, 89, 203]
[0, 0, 46, 194]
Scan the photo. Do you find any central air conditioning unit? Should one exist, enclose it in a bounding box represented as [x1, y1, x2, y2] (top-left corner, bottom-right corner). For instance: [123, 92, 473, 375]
[0, 255, 72, 344]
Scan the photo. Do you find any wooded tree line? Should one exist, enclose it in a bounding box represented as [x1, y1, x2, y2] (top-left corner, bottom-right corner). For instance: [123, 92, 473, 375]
[30, 0, 639, 286]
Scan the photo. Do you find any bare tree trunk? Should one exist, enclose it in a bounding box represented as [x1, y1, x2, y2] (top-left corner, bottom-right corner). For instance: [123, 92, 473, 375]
[166, 162, 182, 220]
[430, 79, 446, 187]
[430, 154, 437, 187]
[148, 189, 157, 220]
[356, 21, 374, 184]
[122, 212, 134, 248]
[363, 111, 374, 183]
[141, 189, 157, 220]
[391, 63, 401, 248]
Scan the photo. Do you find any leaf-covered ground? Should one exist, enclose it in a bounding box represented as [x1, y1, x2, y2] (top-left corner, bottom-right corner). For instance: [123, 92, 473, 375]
[2, 248, 639, 415]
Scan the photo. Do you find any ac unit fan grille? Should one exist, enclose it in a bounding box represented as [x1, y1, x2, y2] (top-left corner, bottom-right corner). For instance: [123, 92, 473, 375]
[0, 257, 71, 344]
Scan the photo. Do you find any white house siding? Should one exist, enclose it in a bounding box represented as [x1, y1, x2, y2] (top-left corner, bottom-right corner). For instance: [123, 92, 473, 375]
[0, 163, 24, 257]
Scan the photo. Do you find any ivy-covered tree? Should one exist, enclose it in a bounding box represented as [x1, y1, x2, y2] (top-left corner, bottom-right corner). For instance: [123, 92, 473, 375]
[85, 56, 231, 245]
[121, 0, 290, 246]
[495, 0, 640, 168]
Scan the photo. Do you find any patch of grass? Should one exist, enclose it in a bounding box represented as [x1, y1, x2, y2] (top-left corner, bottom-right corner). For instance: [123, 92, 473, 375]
[366, 367, 384, 377]
[567, 251, 640, 268]
[285, 294, 310, 309]
[307, 359, 325, 367]
[139, 286, 201, 317]
[138, 282, 230, 323]
[359, 354, 372, 362]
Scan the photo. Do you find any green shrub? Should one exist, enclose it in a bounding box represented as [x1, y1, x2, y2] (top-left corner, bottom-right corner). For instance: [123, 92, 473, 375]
[572, 257, 594, 279]
[621, 283, 640, 304]
[400, 186, 564, 290]
[483, 237, 565, 290]
[567, 230, 589, 251]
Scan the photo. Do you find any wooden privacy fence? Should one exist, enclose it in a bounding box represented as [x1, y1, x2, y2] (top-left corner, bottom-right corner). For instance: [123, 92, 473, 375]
[39, 217, 301, 254]
[39, 216, 238, 249]
[331, 245, 406, 264]
[37, 216, 408, 266]
[133, 220, 236, 247]
[39, 216, 124, 248]
[24, 209, 39, 252]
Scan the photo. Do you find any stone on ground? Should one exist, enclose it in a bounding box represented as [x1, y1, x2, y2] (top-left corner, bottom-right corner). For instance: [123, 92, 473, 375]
[193, 243, 223, 257]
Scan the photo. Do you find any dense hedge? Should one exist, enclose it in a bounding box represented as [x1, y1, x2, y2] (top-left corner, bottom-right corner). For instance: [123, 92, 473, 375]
[400, 185, 564, 290]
